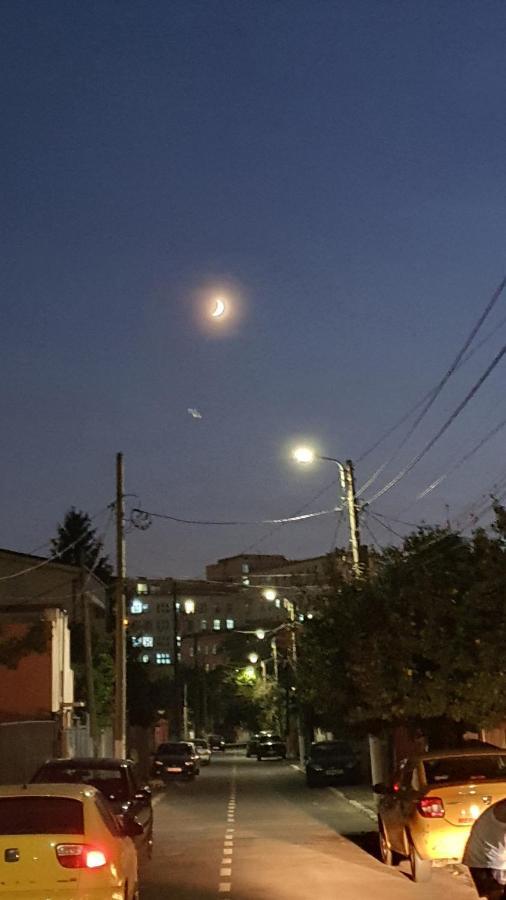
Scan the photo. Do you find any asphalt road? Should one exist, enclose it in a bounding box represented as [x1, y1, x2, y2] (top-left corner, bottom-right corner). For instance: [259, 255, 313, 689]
[141, 752, 478, 900]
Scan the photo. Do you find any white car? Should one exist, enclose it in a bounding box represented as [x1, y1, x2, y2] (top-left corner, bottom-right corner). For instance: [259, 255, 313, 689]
[194, 739, 212, 765]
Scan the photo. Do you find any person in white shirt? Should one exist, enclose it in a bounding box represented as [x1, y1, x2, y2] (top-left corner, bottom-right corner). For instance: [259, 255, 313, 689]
[463, 799, 506, 898]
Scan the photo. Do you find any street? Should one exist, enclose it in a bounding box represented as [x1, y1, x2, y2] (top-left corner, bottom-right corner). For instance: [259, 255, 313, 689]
[142, 752, 477, 900]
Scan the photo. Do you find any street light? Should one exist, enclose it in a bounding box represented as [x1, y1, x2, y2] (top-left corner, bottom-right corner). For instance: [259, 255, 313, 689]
[292, 444, 361, 577]
[248, 652, 259, 664]
[262, 588, 277, 602]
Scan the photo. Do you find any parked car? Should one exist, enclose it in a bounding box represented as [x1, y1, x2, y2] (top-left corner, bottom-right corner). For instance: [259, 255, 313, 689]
[0, 783, 142, 898]
[194, 739, 212, 765]
[208, 734, 226, 751]
[153, 741, 200, 780]
[31, 756, 153, 861]
[305, 740, 361, 787]
[246, 733, 261, 758]
[256, 734, 286, 760]
[375, 748, 506, 882]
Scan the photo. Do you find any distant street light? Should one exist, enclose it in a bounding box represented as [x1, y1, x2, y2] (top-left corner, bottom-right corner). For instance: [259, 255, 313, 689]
[262, 589, 277, 602]
[255, 629, 266, 640]
[244, 666, 256, 680]
[292, 446, 316, 465]
[248, 652, 259, 664]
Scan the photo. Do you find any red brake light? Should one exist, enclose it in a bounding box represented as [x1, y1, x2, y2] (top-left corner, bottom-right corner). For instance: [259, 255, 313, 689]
[56, 844, 107, 869]
[417, 797, 445, 818]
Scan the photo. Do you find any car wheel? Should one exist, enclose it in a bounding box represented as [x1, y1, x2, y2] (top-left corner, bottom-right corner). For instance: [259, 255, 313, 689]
[409, 837, 432, 882]
[378, 819, 393, 866]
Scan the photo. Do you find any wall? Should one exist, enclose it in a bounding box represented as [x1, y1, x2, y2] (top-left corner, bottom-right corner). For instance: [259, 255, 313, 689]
[0, 720, 58, 784]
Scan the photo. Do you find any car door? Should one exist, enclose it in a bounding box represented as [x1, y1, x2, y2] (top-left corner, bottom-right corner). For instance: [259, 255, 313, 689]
[94, 793, 137, 895]
[126, 766, 152, 852]
[380, 759, 412, 853]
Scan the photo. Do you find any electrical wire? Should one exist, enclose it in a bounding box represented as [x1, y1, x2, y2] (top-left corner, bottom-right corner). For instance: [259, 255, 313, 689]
[415, 416, 506, 501]
[0, 505, 113, 582]
[131, 498, 343, 529]
[357, 275, 506, 469]
[362, 341, 506, 507]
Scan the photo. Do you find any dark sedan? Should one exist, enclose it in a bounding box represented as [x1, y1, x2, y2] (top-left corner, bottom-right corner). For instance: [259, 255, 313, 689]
[31, 756, 153, 859]
[208, 734, 226, 751]
[305, 740, 361, 787]
[153, 741, 200, 780]
[256, 734, 286, 760]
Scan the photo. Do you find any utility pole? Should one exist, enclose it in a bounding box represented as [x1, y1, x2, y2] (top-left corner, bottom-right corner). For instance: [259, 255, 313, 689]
[82, 568, 99, 755]
[341, 460, 361, 577]
[113, 452, 126, 759]
[172, 582, 181, 738]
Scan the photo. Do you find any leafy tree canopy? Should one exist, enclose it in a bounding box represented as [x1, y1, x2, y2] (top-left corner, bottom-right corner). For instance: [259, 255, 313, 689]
[299, 508, 506, 740]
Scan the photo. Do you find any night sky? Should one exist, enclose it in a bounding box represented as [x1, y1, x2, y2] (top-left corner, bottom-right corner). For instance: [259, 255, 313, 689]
[2, 1, 506, 577]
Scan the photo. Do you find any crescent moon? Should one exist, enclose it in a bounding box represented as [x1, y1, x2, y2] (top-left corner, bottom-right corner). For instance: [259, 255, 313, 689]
[211, 297, 226, 318]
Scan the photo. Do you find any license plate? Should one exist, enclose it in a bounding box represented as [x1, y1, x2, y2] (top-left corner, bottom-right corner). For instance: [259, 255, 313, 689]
[166, 767, 182, 773]
[327, 768, 344, 775]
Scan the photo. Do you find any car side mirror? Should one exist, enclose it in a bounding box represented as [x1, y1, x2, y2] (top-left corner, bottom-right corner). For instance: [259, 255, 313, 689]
[121, 816, 144, 838]
[373, 783, 389, 795]
[135, 786, 151, 801]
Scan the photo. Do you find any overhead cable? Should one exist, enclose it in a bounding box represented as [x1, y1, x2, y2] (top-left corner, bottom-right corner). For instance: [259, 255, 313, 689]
[363, 341, 506, 506]
[357, 274, 506, 494]
[131, 501, 343, 529]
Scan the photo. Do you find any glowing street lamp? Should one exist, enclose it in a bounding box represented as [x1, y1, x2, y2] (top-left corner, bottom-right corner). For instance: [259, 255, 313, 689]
[292, 446, 316, 465]
[248, 652, 259, 664]
[255, 629, 266, 640]
[183, 598, 195, 615]
[262, 589, 277, 602]
[244, 665, 256, 680]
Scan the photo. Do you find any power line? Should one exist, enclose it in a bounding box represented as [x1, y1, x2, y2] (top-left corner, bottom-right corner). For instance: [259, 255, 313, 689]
[357, 274, 506, 493]
[363, 340, 506, 507]
[0, 505, 113, 583]
[131, 497, 343, 530]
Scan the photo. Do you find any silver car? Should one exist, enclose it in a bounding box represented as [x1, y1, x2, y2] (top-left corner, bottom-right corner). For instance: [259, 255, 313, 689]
[194, 739, 212, 766]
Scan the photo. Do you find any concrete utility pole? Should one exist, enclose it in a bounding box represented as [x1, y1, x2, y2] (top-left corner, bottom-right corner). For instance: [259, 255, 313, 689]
[113, 452, 126, 758]
[339, 460, 361, 577]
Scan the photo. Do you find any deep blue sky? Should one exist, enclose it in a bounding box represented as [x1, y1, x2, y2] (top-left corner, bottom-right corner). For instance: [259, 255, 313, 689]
[2, 0, 506, 577]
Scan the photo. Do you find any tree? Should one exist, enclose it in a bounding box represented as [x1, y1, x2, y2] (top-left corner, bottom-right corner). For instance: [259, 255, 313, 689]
[298, 512, 506, 745]
[51, 508, 113, 584]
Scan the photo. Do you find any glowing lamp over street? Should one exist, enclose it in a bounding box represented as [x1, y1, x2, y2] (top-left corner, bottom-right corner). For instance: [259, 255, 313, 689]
[245, 665, 256, 680]
[262, 589, 277, 602]
[255, 629, 266, 640]
[293, 446, 316, 465]
[248, 652, 259, 664]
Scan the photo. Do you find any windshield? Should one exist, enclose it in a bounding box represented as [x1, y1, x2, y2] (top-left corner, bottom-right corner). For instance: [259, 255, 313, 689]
[33, 765, 129, 800]
[157, 743, 193, 756]
[194, 740, 208, 749]
[261, 735, 282, 742]
[423, 755, 506, 785]
[0, 797, 84, 834]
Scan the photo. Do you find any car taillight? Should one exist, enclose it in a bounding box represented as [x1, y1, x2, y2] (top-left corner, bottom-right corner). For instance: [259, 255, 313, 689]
[417, 797, 445, 818]
[56, 844, 107, 869]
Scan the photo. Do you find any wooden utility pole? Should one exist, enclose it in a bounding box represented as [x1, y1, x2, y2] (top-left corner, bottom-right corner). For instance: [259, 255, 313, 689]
[113, 452, 126, 758]
[172, 582, 181, 738]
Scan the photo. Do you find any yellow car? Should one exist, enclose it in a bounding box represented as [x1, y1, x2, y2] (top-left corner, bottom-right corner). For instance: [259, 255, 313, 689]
[376, 747, 506, 883]
[0, 783, 142, 898]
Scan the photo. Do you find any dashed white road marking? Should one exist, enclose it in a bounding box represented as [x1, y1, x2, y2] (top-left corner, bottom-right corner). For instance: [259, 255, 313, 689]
[219, 883, 231, 893]
[217, 766, 236, 898]
[220, 868, 232, 877]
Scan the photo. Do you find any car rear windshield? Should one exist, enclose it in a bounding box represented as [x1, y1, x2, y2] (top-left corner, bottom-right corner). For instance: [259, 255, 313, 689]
[33, 765, 129, 800]
[194, 740, 208, 748]
[423, 755, 506, 785]
[0, 797, 83, 834]
[312, 742, 355, 757]
[261, 735, 282, 742]
[157, 743, 192, 755]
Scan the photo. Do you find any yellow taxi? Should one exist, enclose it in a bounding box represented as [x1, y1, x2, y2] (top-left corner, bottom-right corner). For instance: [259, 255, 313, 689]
[375, 747, 506, 882]
[0, 783, 141, 898]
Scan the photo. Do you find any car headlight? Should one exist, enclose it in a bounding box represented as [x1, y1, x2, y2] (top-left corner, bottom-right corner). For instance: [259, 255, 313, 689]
[184, 761, 192, 766]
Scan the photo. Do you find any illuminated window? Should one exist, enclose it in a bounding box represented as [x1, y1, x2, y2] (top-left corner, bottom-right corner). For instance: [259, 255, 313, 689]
[141, 636, 154, 648]
[241, 563, 249, 574]
[275, 598, 281, 608]
[213, 619, 221, 631]
[130, 599, 144, 614]
[242, 576, 250, 585]
[131, 636, 142, 648]
[141, 654, 150, 663]
[156, 653, 171, 665]
[212, 644, 218, 655]
[137, 582, 148, 595]
[176, 635, 182, 646]
[226, 619, 234, 630]
[201, 619, 208, 631]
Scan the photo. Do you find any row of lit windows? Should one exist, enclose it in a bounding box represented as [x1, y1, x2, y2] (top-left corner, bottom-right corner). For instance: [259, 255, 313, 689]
[138, 652, 171, 665]
[189, 644, 220, 656]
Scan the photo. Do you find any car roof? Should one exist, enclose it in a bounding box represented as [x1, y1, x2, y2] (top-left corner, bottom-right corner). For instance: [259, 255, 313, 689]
[412, 748, 506, 762]
[40, 757, 132, 769]
[0, 783, 99, 800]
